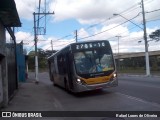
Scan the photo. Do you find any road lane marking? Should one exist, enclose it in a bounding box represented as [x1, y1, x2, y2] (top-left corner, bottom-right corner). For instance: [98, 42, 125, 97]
[53, 98, 65, 110]
[116, 92, 160, 108]
[120, 80, 160, 89]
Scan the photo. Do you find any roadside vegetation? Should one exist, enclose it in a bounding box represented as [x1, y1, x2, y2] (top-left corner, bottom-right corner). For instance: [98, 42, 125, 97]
[28, 49, 57, 72]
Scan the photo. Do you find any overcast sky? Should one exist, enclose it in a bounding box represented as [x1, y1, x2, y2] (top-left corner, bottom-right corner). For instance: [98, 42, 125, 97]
[10, 0, 160, 54]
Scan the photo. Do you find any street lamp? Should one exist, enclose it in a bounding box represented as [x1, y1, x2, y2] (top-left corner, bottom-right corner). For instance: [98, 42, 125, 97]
[115, 35, 121, 72]
[113, 13, 143, 29]
[113, 12, 150, 76]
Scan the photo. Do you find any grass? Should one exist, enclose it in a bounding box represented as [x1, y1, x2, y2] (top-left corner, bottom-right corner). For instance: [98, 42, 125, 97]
[118, 68, 160, 76]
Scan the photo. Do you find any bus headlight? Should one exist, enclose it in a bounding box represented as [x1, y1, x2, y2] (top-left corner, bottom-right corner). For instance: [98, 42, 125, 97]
[77, 79, 81, 84]
[113, 73, 117, 78]
[110, 73, 117, 81]
[76, 79, 86, 85]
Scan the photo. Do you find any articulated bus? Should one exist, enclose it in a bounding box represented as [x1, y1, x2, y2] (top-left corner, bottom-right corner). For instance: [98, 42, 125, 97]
[48, 40, 118, 93]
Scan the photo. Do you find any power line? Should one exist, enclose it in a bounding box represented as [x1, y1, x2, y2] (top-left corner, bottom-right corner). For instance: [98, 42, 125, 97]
[38, 34, 72, 42]
[27, 44, 35, 54]
[30, 34, 72, 52]
[53, 40, 75, 47]
[81, 0, 155, 33]
[144, 0, 155, 5]
[146, 18, 160, 22]
[117, 3, 141, 18]
[33, 1, 159, 53]
[78, 21, 127, 40]
[45, 40, 75, 51]
[77, 1, 153, 37]
[76, 2, 141, 37]
[38, 1, 143, 46]
[33, 0, 54, 83]
[79, 22, 128, 40]
[107, 25, 142, 41]
[146, 8, 160, 13]
[78, 13, 141, 41]
[43, 34, 71, 49]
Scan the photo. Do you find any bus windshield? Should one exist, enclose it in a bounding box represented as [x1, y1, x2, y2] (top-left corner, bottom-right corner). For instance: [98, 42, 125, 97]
[74, 48, 114, 75]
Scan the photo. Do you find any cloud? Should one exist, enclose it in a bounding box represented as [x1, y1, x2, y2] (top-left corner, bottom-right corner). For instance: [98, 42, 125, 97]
[15, 0, 160, 24]
[48, 0, 160, 26]
[49, 0, 140, 23]
[14, 0, 37, 20]
[76, 23, 159, 53]
[40, 38, 75, 51]
[14, 32, 75, 52]
[15, 31, 33, 41]
[15, 0, 47, 20]
[13, 24, 159, 54]
[13, 0, 160, 53]
[50, 0, 139, 23]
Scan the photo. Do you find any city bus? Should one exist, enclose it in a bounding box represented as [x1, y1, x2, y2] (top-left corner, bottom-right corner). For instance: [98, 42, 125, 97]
[48, 40, 117, 93]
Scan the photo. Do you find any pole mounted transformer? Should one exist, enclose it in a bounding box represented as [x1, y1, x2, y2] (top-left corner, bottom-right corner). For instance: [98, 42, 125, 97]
[33, 0, 54, 83]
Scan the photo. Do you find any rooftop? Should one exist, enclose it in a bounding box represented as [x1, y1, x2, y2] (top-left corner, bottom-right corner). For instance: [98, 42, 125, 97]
[0, 0, 21, 27]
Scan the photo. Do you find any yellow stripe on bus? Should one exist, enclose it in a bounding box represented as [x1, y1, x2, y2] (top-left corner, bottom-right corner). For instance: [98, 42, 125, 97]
[80, 73, 113, 85]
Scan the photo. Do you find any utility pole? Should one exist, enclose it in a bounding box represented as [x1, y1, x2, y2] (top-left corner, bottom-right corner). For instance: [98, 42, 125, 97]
[51, 40, 53, 52]
[115, 36, 121, 72]
[113, 1, 150, 76]
[141, 0, 150, 76]
[75, 30, 78, 42]
[33, 0, 54, 83]
[33, 12, 38, 83]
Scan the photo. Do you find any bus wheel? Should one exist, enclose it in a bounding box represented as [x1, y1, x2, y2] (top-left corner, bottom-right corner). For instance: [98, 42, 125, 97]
[53, 82, 56, 86]
[53, 80, 56, 86]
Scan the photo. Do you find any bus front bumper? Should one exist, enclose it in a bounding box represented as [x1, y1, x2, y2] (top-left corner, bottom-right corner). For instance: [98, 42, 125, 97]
[74, 79, 118, 92]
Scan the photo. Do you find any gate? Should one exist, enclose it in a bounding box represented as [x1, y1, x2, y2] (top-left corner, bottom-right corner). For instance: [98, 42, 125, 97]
[6, 44, 18, 99]
[0, 63, 3, 103]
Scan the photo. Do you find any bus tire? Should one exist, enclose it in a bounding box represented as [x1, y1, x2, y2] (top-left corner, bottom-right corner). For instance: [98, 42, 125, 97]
[53, 80, 56, 86]
[53, 82, 56, 86]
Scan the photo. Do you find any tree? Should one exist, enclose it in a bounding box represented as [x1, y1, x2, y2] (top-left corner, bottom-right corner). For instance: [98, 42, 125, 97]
[28, 51, 35, 70]
[27, 49, 57, 71]
[38, 48, 47, 69]
[45, 50, 57, 58]
[149, 29, 160, 42]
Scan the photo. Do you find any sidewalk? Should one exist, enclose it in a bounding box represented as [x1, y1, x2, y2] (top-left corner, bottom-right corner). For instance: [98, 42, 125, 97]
[2, 74, 59, 111]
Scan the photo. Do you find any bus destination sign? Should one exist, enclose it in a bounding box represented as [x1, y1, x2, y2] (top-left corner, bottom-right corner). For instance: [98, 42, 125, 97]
[75, 41, 106, 50]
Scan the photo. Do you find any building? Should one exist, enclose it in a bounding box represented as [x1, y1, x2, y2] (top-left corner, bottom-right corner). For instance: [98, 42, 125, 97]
[114, 50, 160, 73]
[16, 41, 27, 82]
[0, 0, 21, 107]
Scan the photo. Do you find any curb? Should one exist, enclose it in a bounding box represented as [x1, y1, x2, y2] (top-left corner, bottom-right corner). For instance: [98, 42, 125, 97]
[119, 74, 160, 78]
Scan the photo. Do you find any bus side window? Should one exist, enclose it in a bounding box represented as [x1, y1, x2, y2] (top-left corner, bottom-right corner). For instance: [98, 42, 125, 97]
[63, 56, 67, 74]
[53, 59, 56, 74]
[57, 54, 66, 75]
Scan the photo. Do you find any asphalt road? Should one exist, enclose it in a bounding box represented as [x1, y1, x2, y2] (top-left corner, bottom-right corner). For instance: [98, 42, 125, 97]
[28, 72, 160, 120]
[35, 72, 160, 110]
[108, 75, 160, 105]
[36, 72, 160, 106]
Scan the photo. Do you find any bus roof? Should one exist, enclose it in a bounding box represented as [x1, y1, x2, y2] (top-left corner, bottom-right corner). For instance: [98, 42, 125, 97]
[48, 40, 109, 60]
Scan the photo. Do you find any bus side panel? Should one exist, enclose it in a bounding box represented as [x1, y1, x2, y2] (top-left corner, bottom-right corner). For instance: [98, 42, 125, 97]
[65, 52, 74, 90]
[55, 53, 68, 88]
[48, 59, 56, 83]
[53, 56, 62, 86]
[48, 61, 51, 80]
